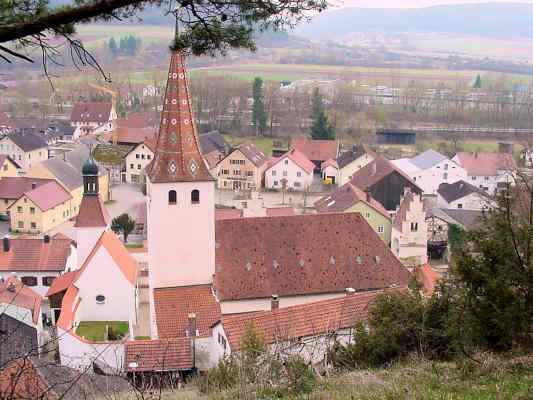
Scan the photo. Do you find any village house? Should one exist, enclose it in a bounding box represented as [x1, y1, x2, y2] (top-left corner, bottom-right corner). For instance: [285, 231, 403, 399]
[216, 142, 268, 190]
[0, 234, 75, 297]
[0, 131, 48, 173]
[264, 148, 315, 191]
[391, 189, 428, 268]
[437, 180, 493, 210]
[123, 139, 155, 184]
[350, 154, 423, 211]
[199, 130, 232, 173]
[315, 183, 392, 243]
[334, 144, 376, 186]
[0, 155, 20, 178]
[291, 137, 339, 172]
[70, 102, 117, 137]
[320, 158, 338, 184]
[452, 151, 516, 195]
[8, 180, 74, 234]
[392, 149, 467, 195]
[0, 177, 53, 219]
[0, 276, 43, 365]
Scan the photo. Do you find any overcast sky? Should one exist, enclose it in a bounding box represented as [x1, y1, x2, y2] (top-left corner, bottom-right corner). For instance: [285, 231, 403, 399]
[338, 0, 533, 8]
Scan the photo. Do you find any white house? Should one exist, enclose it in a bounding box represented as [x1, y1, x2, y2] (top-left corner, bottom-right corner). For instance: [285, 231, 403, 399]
[0, 132, 49, 173]
[452, 152, 516, 195]
[391, 188, 428, 267]
[320, 159, 338, 184]
[392, 149, 467, 195]
[265, 148, 315, 191]
[335, 144, 376, 186]
[70, 102, 117, 138]
[437, 180, 493, 210]
[123, 140, 155, 184]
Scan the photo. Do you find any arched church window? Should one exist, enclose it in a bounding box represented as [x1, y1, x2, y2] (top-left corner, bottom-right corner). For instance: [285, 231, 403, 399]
[168, 190, 177, 205]
[191, 189, 200, 204]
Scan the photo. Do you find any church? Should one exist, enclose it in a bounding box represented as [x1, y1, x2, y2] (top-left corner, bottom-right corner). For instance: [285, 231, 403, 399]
[53, 49, 411, 374]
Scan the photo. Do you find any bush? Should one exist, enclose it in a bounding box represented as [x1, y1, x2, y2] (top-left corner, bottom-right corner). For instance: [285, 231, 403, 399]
[196, 357, 239, 394]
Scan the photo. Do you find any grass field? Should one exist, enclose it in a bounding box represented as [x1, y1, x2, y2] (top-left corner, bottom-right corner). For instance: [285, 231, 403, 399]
[76, 321, 129, 341]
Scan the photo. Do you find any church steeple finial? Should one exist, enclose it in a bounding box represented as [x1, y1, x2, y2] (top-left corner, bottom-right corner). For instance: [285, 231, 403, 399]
[146, 8, 212, 184]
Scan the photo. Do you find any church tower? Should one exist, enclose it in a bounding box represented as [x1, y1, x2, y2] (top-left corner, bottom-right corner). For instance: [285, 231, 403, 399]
[146, 50, 215, 289]
[74, 157, 110, 269]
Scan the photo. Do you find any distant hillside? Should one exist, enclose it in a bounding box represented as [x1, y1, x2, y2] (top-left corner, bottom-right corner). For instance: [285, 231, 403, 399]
[296, 3, 533, 40]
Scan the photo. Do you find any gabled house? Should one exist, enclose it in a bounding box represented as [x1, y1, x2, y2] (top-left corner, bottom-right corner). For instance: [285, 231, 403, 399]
[70, 102, 117, 137]
[291, 138, 339, 172]
[320, 159, 338, 184]
[350, 155, 422, 211]
[452, 152, 516, 195]
[391, 189, 428, 268]
[0, 177, 52, 218]
[0, 131, 48, 172]
[123, 139, 155, 184]
[335, 144, 376, 186]
[199, 131, 231, 164]
[216, 142, 268, 190]
[0, 234, 75, 296]
[437, 180, 492, 210]
[264, 148, 315, 191]
[0, 155, 20, 178]
[315, 183, 392, 243]
[392, 149, 467, 195]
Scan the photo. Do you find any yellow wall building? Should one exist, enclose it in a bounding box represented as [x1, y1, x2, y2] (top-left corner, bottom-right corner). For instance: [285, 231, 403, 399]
[0, 156, 20, 179]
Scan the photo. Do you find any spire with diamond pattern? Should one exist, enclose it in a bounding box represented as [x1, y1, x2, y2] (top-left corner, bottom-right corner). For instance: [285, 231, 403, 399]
[147, 51, 213, 183]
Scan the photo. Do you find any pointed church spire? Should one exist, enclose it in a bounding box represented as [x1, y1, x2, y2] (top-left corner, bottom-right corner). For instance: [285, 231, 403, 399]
[147, 50, 212, 183]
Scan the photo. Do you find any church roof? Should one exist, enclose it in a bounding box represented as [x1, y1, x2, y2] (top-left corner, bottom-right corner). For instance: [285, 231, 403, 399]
[147, 51, 212, 183]
[74, 195, 110, 228]
[214, 213, 410, 301]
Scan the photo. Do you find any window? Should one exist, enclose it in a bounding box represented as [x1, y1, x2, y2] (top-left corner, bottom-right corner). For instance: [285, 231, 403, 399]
[96, 295, 106, 304]
[472, 176, 477, 181]
[484, 176, 489, 181]
[17, 221, 23, 229]
[223, 181, 227, 187]
[274, 180, 278, 186]
[272, 170, 277, 176]
[17, 206, 22, 213]
[365, 212, 371, 218]
[294, 182, 301, 187]
[234, 170, 241, 175]
[136, 154, 140, 159]
[296, 172, 302, 177]
[30, 222, 36, 229]
[284, 159, 288, 165]
[137, 164, 142, 170]
[21, 276, 37, 286]
[30, 207, 35, 214]
[246, 171, 253, 177]
[242, 202, 248, 209]
[283, 171, 288, 177]
[141, 154, 145, 160]
[147, 155, 151, 160]
[457, 203, 463, 209]
[43, 276, 55, 287]
[191, 189, 200, 204]
[410, 222, 418, 232]
[221, 169, 229, 175]
[130, 163, 134, 169]
[444, 163, 448, 170]
[443, 173, 448, 180]
[377, 226, 384, 233]
[168, 190, 177, 205]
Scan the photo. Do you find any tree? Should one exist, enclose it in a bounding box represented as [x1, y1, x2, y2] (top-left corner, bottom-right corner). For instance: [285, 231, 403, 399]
[473, 74, 482, 89]
[111, 213, 136, 243]
[0, 0, 328, 77]
[108, 37, 118, 58]
[310, 87, 335, 140]
[252, 77, 267, 136]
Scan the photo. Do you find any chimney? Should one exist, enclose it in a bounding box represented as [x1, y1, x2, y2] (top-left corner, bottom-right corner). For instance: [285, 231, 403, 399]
[31, 182, 36, 190]
[345, 287, 356, 295]
[43, 235, 50, 244]
[3, 237, 9, 252]
[364, 188, 371, 202]
[188, 313, 197, 337]
[271, 294, 279, 310]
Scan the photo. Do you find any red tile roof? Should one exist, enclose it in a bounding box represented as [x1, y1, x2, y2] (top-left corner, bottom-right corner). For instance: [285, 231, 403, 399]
[350, 155, 422, 193]
[78, 231, 137, 285]
[222, 289, 401, 351]
[215, 208, 243, 220]
[265, 207, 295, 217]
[454, 152, 517, 177]
[214, 213, 410, 301]
[116, 112, 158, 129]
[45, 270, 80, 297]
[124, 338, 193, 372]
[321, 158, 338, 170]
[153, 285, 221, 339]
[56, 285, 79, 331]
[114, 126, 156, 145]
[70, 102, 113, 123]
[0, 177, 53, 200]
[74, 195, 110, 228]
[0, 276, 42, 324]
[315, 183, 390, 219]
[0, 236, 72, 272]
[147, 51, 213, 183]
[22, 181, 72, 211]
[268, 148, 315, 174]
[291, 138, 338, 162]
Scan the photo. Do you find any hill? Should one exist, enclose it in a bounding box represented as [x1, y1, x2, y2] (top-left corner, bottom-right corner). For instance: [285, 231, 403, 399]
[296, 3, 533, 40]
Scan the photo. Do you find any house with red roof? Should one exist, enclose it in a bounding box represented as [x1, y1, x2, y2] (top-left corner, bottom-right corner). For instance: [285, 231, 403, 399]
[291, 137, 339, 172]
[70, 102, 117, 137]
[452, 151, 517, 195]
[264, 148, 315, 191]
[391, 188, 428, 268]
[315, 182, 392, 244]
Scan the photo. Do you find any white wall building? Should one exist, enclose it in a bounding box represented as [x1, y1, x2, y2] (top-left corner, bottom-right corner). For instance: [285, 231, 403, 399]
[265, 149, 315, 191]
[437, 180, 493, 211]
[124, 141, 155, 184]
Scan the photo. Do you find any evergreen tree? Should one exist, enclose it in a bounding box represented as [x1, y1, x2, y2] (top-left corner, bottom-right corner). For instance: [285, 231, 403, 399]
[310, 88, 335, 140]
[252, 77, 267, 136]
[473, 74, 482, 89]
[108, 37, 118, 58]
